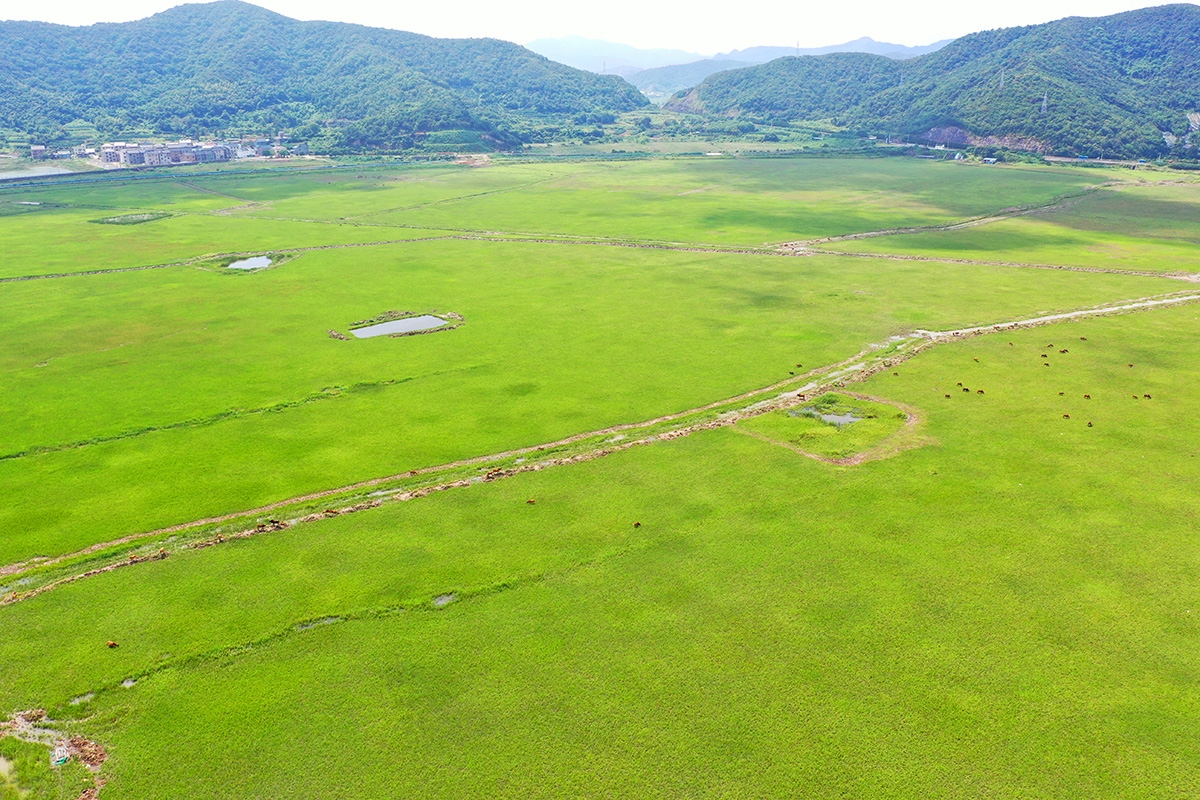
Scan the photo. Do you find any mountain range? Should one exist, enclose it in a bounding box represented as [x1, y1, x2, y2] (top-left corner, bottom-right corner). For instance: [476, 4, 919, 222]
[666, 4, 1200, 158]
[0, 1, 648, 150]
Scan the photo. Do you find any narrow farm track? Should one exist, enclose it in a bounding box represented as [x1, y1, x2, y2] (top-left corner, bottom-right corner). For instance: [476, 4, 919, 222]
[6, 290, 1199, 601]
[779, 182, 1117, 249]
[808, 247, 1200, 282]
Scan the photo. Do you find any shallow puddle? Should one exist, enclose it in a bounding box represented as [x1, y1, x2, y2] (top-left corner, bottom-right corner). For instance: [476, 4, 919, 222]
[352, 315, 447, 338]
[228, 256, 272, 270]
[791, 409, 863, 427]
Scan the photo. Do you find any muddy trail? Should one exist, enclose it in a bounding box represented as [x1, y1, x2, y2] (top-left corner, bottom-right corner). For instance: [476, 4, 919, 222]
[5, 290, 1199, 603]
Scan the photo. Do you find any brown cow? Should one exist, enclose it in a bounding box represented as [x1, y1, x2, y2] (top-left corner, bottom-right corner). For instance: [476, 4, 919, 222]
[634, 522, 642, 528]
[527, 499, 536, 505]
[1087, 422, 1093, 427]
[1084, 394, 1091, 399]
[962, 388, 970, 393]
[107, 641, 119, 649]
[1063, 414, 1070, 419]
[1144, 394, 1152, 399]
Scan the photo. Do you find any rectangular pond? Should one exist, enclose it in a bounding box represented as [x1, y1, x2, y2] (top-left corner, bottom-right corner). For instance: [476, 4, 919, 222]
[228, 256, 272, 270]
[351, 315, 448, 338]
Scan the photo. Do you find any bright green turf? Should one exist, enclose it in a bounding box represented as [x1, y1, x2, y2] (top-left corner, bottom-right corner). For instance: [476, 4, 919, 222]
[2, 303, 1198, 797]
[736, 392, 910, 459]
[0, 242, 1180, 563]
[3, 157, 1198, 798]
[368, 159, 1102, 245]
[824, 182, 1200, 273]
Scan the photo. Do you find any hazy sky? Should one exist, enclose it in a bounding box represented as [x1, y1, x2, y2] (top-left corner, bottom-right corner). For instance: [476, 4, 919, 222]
[3, 0, 1178, 53]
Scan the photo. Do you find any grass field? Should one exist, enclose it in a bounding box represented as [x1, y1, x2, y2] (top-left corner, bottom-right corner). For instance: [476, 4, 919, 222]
[2, 155, 1198, 798]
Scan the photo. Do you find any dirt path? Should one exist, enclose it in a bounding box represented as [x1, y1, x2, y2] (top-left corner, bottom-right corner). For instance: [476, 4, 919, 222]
[6, 290, 1199, 599]
[778, 183, 1116, 250]
[805, 247, 1200, 283]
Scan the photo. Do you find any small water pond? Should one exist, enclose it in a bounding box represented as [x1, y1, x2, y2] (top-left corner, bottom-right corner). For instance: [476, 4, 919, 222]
[352, 315, 447, 338]
[228, 256, 273, 270]
[791, 408, 863, 427]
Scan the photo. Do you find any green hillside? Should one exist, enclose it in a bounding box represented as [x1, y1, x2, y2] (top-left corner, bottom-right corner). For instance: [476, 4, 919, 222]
[667, 4, 1200, 158]
[0, 1, 649, 150]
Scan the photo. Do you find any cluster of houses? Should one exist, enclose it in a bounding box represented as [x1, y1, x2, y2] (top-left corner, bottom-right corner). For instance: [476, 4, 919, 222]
[28, 137, 309, 167]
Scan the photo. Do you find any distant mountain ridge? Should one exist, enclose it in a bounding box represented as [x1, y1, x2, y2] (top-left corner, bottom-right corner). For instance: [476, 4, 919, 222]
[666, 4, 1200, 158]
[530, 35, 951, 104]
[525, 36, 705, 76]
[715, 37, 952, 62]
[0, 1, 649, 150]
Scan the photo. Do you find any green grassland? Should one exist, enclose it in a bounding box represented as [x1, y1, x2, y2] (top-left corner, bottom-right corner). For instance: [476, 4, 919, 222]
[2, 155, 1198, 797]
[737, 392, 912, 459]
[2, 304, 1198, 797]
[823, 180, 1200, 273]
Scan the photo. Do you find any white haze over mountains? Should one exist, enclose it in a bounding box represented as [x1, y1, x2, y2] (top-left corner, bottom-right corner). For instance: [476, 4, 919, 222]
[525, 36, 951, 77]
[6, 0, 1178, 56]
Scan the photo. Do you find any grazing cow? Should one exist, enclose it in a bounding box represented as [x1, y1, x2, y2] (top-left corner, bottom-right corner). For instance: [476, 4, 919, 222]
[797, 393, 806, 399]
[962, 388, 970, 393]
[1133, 395, 1139, 399]
[1060, 349, 1068, 354]
[1044, 363, 1050, 367]
[1084, 394, 1091, 399]
[1144, 394, 1152, 399]
[789, 371, 795, 375]
[1081, 337, 1087, 341]
[796, 364, 803, 368]
[957, 382, 963, 386]
[1063, 414, 1070, 419]
[945, 394, 951, 398]
[977, 390, 985, 394]
[1059, 392, 1065, 396]
[1009, 342, 1014, 346]
[1046, 344, 1054, 348]
[893, 372, 899, 376]
[1041, 354, 1048, 358]
[973, 358, 979, 362]
[1129, 364, 1134, 368]
[107, 641, 119, 649]
[634, 522, 642, 528]
[1087, 422, 1093, 427]
[216, 534, 224, 543]
[527, 499, 536, 505]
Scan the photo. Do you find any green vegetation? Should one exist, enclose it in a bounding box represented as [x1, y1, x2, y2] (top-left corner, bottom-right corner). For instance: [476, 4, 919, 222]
[0, 737, 93, 799]
[668, 4, 1200, 159]
[0, 1, 647, 150]
[2, 154, 1199, 797]
[824, 180, 1200, 273]
[737, 392, 914, 460]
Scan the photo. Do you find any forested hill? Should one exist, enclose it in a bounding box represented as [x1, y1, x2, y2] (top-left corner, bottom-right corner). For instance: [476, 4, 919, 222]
[0, 1, 649, 150]
[666, 4, 1200, 158]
